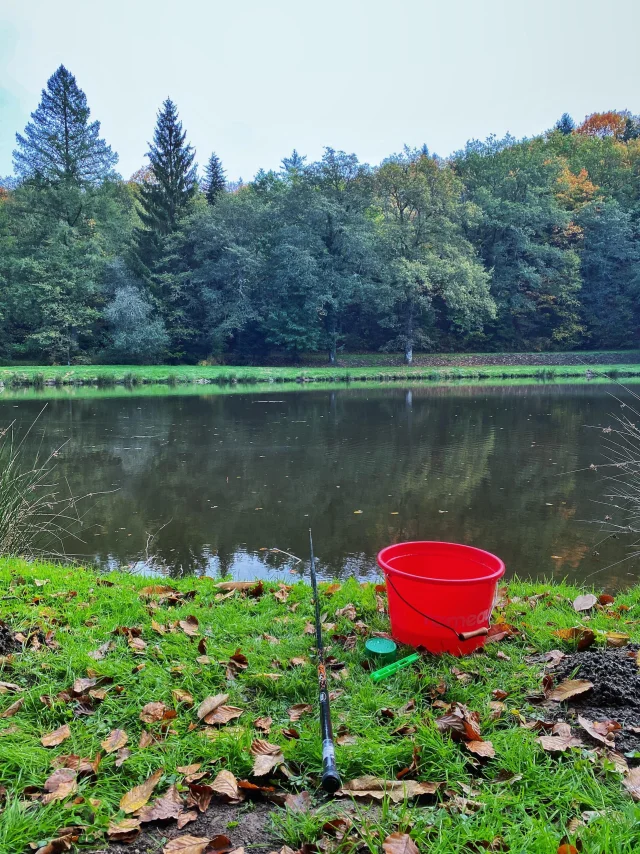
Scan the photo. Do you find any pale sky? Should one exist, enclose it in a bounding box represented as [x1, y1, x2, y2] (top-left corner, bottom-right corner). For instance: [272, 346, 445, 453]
[1, 0, 639, 182]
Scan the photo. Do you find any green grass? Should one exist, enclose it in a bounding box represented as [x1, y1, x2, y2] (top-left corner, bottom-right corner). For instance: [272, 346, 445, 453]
[1, 355, 640, 390]
[1, 560, 640, 852]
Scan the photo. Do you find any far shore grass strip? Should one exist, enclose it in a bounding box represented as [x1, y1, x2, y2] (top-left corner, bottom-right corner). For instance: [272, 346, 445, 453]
[2, 360, 640, 390]
[2, 560, 640, 851]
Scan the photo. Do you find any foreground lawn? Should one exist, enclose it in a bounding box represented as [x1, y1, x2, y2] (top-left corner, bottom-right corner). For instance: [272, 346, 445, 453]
[1, 560, 640, 852]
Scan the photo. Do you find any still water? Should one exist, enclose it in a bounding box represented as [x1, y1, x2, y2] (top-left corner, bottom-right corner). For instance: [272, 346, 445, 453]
[1, 384, 637, 587]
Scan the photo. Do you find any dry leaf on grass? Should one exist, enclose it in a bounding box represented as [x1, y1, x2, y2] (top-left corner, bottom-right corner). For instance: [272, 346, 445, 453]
[465, 740, 496, 758]
[0, 697, 24, 717]
[139, 585, 179, 599]
[116, 747, 131, 767]
[101, 729, 128, 754]
[211, 770, 244, 804]
[606, 632, 630, 648]
[337, 776, 440, 803]
[624, 766, 640, 800]
[537, 733, 585, 752]
[120, 768, 164, 814]
[335, 603, 357, 621]
[250, 740, 284, 776]
[179, 616, 200, 637]
[42, 769, 77, 804]
[578, 715, 620, 746]
[549, 679, 594, 702]
[197, 694, 228, 720]
[187, 783, 214, 812]
[552, 627, 595, 651]
[573, 593, 598, 612]
[107, 818, 141, 843]
[163, 837, 211, 854]
[284, 791, 311, 812]
[288, 703, 312, 721]
[138, 784, 184, 822]
[41, 724, 71, 747]
[382, 833, 420, 854]
[172, 689, 194, 706]
[140, 701, 172, 723]
[254, 716, 272, 734]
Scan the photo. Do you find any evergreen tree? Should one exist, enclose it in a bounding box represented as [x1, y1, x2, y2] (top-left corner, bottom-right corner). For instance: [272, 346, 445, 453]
[622, 117, 640, 141]
[13, 65, 117, 186]
[202, 152, 226, 204]
[135, 99, 197, 268]
[554, 113, 576, 135]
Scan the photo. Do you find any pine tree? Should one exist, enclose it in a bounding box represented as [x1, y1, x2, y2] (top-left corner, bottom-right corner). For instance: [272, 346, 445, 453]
[13, 65, 117, 185]
[202, 152, 226, 204]
[554, 113, 576, 135]
[136, 99, 197, 267]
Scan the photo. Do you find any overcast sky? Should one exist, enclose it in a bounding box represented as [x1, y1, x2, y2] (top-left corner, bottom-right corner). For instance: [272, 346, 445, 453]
[1, 0, 639, 182]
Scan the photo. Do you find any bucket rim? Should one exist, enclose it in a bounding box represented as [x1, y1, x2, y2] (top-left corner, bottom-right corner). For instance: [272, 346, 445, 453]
[377, 540, 505, 585]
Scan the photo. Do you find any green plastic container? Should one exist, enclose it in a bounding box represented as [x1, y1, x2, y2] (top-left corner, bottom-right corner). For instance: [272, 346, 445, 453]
[365, 637, 397, 664]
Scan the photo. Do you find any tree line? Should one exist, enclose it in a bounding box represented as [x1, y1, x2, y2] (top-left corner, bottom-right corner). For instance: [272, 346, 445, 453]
[1, 65, 639, 365]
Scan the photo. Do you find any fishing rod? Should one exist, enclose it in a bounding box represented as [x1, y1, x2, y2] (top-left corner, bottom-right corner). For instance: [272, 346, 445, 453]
[308, 529, 341, 793]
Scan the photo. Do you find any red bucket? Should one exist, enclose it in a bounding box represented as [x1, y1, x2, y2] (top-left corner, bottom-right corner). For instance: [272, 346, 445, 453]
[377, 541, 505, 655]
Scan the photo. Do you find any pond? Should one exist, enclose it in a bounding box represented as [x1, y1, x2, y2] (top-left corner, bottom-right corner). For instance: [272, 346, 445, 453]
[1, 383, 637, 587]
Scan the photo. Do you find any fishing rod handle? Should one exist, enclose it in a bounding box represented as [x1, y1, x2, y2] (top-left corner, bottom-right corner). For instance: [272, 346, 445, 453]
[321, 738, 341, 793]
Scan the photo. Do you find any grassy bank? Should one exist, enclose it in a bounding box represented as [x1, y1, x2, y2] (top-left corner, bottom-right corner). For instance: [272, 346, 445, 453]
[2, 357, 640, 390]
[2, 562, 640, 852]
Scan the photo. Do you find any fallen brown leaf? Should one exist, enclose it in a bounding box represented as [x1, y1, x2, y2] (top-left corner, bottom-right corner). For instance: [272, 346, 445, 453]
[177, 811, 199, 829]
[140, 701, 171, 723]
[382, 832, 420, 854]
[254, 716, 272, 734]
[107, 818, 141, 843]
[465, 740, 496, 758]
[138, 784, 184, 822]
[549, 680, 594, 702]
[284, 791, 311, 812]
[41, 724, 71, 747]
[163, 836, 211, 854]
[573, 593, 598, 612]
[288, 703, 312, 722]
[120, 768, 164, 814]
[197, 693, 228, 720]
[211, 770, 244, 804]
[42, 769, 77, 804]
[179, 616, 200, 637]
[552, 627, 595, 651]
[578, 715, 620, 746]
[0, 697, 24, 718]
[172, 689, 194, 706]
[250, 740, 284, 776]
[624, 766, 640, 800]
[337, 776, 440, 803]
[101, 729, 128, 754]
[606, 632, 630, 648]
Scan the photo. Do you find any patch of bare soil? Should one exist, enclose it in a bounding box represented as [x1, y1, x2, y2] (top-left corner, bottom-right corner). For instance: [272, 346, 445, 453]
[551, 646, 640, 754]
[0, 620, 19, 656]
[90, 802, 278, 854]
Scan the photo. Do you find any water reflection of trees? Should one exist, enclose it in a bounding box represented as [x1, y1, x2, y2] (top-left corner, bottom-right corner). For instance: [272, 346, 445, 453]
[3, 384, 638, 586]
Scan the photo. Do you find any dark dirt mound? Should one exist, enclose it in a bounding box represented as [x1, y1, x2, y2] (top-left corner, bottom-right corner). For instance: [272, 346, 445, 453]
[0, 621, 18, 656]
[551, 646, 640, 754]
[90, 802, 278, 854]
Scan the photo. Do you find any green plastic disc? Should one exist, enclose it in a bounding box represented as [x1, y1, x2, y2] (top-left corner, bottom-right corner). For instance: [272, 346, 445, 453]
[365, 637, 397, 663]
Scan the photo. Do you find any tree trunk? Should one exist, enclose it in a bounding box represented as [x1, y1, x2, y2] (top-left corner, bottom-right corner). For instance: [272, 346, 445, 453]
[404, 301, 414, 365]
[329, 343, 336, 365]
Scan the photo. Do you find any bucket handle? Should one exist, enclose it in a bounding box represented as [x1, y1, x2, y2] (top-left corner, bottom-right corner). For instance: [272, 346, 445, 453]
[386, 575, 490, 643]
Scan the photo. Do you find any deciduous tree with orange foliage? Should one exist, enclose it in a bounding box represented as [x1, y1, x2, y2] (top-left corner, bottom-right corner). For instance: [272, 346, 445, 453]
[576, 111, 629, 140]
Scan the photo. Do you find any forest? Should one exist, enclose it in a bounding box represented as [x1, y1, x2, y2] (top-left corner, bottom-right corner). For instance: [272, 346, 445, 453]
[1, 65, 639, 366]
